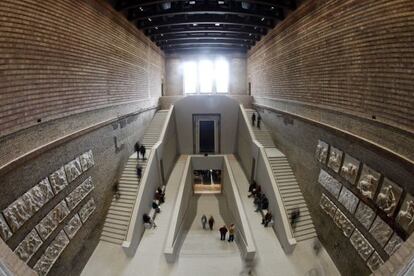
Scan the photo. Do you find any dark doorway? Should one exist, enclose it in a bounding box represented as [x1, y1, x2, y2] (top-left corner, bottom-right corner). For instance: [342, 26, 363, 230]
[199, 121, 215, 153]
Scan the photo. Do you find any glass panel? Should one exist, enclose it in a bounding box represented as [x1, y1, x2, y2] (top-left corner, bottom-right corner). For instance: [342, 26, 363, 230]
[199, 60, 214, 93]
[215, 59, 229, 93]
[183, 61, 197, 94]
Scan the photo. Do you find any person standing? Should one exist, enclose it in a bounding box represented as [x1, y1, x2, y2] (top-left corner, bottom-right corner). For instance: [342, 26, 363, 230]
[257, 114, 261, 129]
[290, 208, 300, 230]
[262, 211, 272, 227]
[140, 145, 146, 160]
[201, 214, 207, 230]
[228, 224, 235, 242]
[208, 215, 215, 230]
[134, 142, 140, 153]
[136, 166, 142, 180]
[219, 225, 228, 241]
[251, 112, 256, 126]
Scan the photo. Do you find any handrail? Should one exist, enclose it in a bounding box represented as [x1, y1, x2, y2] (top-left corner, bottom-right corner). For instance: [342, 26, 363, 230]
[122, 105, 174, 252]
[239, 104, 296, 253]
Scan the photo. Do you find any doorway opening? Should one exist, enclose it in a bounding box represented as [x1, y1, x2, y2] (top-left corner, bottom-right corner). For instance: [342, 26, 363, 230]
[193, 169, 222, 194]
[199, 121, 215, 153]
[193, 114, 220, 154]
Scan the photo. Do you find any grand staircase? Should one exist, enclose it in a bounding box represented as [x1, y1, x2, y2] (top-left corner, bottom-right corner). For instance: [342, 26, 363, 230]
[100, 109, 169, 245]
[244, 108, 316, 242]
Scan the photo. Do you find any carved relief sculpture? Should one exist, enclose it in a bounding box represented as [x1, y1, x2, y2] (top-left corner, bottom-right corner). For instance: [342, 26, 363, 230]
[350, 229, 374, 261]
[80, 150, 95, 172]
[327, 147, 343, 173]
[3, 178, 54, 232]
[367, 252, 384, 272]
[396, 194, 414, 234]
[369, 216, 393, 247]
[376, 178, 402, 217]
[320, 194, 337, 218]
[338, 187, 359, 214]
[384, 233, 403, 256]
[33, 230, 69, 276]
[65, 177, 94, 210]
[48, 167, 69, 195]
[79, 198, 96, 223]
[357, 165, 381, 200]
[334, 209, 355, 237]
[318, 170, 342, 198]
[0, 213, 12, 241]
[64, 158, 82, 183]
[35, 201, 70, 241]
[14, 229, 43, 263]
[315, 140, 329, 164]
[355, 202, 376, 230]
[64, 214, 82, 239]
[340, 154, 360, 184]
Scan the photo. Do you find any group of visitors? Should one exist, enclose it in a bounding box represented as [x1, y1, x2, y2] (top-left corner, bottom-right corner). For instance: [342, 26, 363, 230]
[200, 215, 236, 242]
[142, 186, 166, 229]
[290, 207, 301, 230]
[248, 181, 273, 227]
[251, 112, 262, 129]
[135, 142, 147, 160]
[201, 214, 215, 230]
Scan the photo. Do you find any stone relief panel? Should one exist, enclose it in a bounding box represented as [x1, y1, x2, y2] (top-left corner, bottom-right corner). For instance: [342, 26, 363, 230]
[334, 209, 355, 237]
[64, 214, 82, 239]
[80, 150, 94, 172]
[350, 229, 374, 261]
[340, 154, 360, 185]
[327, 147, 343, 173]
[396, 193, 414, 234]
[367, 252, 384, 272]
[79, 198, 96, 223]
[357, 165, 381, 200]
[369, 216, 393, 247]
[315, 140, 329, 164]
[376, 178, 402, 217]
[65, 177, 94, 210]
[33, 230, 69, 276]
[48, 167, 68, 195]
[0, 213, 12, 241]
[320, 194, 337, 218]
[318, 170, 342, 198]
[384, 233, 403, 256]
[35, 201, 70, 241]
[338, 187, 359, 214]
[355, 202, 376, 230]
[14, 229, 43, 263]
[64, 158, 82, 183]
[3, 178, 54, 232]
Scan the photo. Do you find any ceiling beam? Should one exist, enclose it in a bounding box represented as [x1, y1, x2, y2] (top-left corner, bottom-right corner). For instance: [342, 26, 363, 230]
[157, 38, 255, 47]
[146, 28, 266, 37]
[153, 34, 259, 42]
[161, 42, 250, 49]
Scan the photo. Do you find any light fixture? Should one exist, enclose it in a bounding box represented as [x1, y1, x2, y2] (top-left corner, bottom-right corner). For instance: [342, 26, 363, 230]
[193, 23, 198, 26]
[161, 2, 171, 9]
[261, 17, 265, 21]
[148, 18, 152, 22]
[241, 2, 250, 9]
[215, 23, 220, 26]
[155, 27, 158, 30]
[249, 33, 252, 36]
[139, 7, 143, 11]
[270, 6, 275, 10]
[218, 1, 225, 4]
[189, 0, 196, 4]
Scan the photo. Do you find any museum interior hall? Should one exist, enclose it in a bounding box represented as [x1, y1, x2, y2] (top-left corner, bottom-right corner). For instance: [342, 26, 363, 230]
[0, 0, 413, 275]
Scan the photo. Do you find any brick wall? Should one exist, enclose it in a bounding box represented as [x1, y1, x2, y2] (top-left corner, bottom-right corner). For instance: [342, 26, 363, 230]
[248, 0, 414, 135]
[0, 0, 164, 138]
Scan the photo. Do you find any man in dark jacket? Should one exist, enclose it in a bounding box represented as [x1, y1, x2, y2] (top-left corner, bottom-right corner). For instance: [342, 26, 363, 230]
[208, 215, 215, 230]
[251, 112, 256, 126]
[219, 225, 228, 241]
[140, 145, 146, 160]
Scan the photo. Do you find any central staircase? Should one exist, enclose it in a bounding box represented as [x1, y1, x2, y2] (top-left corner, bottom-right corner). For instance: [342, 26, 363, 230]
[100, 109, 169, 245]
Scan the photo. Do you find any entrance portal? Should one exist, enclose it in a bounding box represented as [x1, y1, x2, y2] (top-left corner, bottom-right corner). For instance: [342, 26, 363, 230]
[193, 114, 220, 154]
[199, 121, 215, 153]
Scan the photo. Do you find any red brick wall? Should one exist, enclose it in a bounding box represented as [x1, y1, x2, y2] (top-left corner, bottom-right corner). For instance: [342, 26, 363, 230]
[248, 0, 414, 134]
[0, 0, 164, 137]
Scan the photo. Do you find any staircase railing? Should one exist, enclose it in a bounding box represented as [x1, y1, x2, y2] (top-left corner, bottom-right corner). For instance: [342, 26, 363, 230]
[239, 104, 296, 254]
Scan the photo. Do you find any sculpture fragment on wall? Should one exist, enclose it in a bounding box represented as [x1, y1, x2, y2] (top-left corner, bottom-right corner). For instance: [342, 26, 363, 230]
[338, 187, 359, 214]
[33, 230, 69, 276]
[35, 201, 70, 241]
[64, 158, 82, 183]
[65, 177, 94, 210]
[14, 229, 43, 263]
[367, 252, 384, 272]
[340, 154, 360, 184]
[369, 216, 393, 247]
[80, 150, 94, 172]
[384, 233, 403, 256]
[357, 165, 381, 200]
[327, 147, 343, 173]
[320, 194, 337, 218]
[334, 209, 355, 237]
[64, 214, 82, 240]
[315, 140, 329, 164]
[3, 178, 54, 232]
[396, 193, 414, 234]
[48, 167, 69, 195]
[0, 214, 12, 241]
[376, 178, 402, 217]
[354, 202, 376, 230]
[350, 229, 374, 261]
[318, 169, 342, 198]
[79, 198, 96, 223]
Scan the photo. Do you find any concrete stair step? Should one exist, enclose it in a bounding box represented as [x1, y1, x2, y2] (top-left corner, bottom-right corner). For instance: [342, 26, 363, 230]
[106, 213, 131, 222]
[279, 186, 301, 192]
[103, 221, 129, 231]
[281, 191, 303, 198]
[294, 221, 315, 231]
[112, 198, 135, 205]
[276, 180, 298, 186]
[295, 230, 317, 241]
[107, 209, 132, 218]
[104, 218, 130, 226]
[118, 186, 138, 192]
[118, 183, 140, 189]
[100, 236, 123, 245]
[110, 201, 134, 208]
[284, 200, 306, 207]
[101, 229, 126, 239]
[108, 205, 131, 212]
[283, 196, 306, 203]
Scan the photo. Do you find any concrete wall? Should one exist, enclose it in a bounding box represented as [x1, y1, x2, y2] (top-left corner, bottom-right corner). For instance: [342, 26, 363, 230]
[247, 0, 414, 163]
[165, 54, 247, 96]
[173, 95, 240, 154]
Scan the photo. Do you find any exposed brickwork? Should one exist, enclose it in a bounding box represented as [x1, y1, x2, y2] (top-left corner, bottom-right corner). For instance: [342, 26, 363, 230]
[248, 0, 414, 134]
[0, 0, 164, 138]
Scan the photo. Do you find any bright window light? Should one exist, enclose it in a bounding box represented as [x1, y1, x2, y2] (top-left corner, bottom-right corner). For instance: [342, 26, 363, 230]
[199, 60, 214, 93]
[215, 59, 229, 93]
[184, 61, 197, 94]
